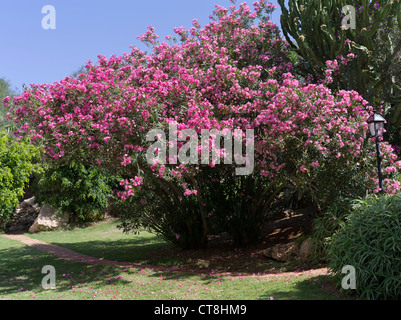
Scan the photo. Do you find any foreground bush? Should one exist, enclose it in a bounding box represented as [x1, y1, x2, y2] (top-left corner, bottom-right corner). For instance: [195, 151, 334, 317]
[311, 197, 353, 260]
[0, 131, 40, 230]
[328, 194, 401, 299]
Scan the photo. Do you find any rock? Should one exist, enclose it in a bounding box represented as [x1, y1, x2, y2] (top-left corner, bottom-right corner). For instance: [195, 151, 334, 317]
[263, 238, 316, 262]
[299, 238, 315, 261]
[22, 196, 36, 207]
[5, 197, 70, 234]
[263, 242, 299, 262]
[262, 247, 273, 258]
[5, 197, 41, 233]
[28, 204, 69, 233]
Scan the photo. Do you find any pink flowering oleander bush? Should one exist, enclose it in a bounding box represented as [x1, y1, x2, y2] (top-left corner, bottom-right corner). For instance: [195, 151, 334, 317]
[4, 1, 401, 248]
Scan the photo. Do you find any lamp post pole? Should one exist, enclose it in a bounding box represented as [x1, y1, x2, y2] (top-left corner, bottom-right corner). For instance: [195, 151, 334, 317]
[367, 110, 386, 194]
[375, 136, 383, 193]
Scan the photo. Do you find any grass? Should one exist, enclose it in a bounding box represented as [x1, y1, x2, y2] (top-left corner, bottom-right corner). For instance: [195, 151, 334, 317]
[29, 220, 174, 265]
[27, 220, 314, 274]
[0, 221, 347, 300]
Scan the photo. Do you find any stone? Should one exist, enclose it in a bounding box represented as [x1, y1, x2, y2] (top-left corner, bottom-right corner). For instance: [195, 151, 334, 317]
[5, 197, 41, 233]
[263, 242, 299, 262]
[299, 238, 315, 261]
[28, 204, 69, 233]
[262, 247, 273, 258]
[263, 238, 316, 262]
[22, 196, 36, 207]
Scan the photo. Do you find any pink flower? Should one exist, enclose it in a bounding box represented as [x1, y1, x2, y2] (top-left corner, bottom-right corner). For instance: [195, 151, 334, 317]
[391, 180, 400, 190]
[384, 166, 396, 173]
[300, 165, 308, 173]
[141, 110, 150, 122]
[2, 96, 11, 104]
[158, 165, 166, 177]
[184, 189, 198, 196]
[121, 154, 132, 166]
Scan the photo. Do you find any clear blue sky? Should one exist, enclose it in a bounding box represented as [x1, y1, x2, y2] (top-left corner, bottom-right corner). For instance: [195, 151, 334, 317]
[0, 0, 282, 93]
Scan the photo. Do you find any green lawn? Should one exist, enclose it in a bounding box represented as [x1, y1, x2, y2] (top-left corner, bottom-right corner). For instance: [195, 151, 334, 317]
[0, 221, 346, 300]
[27, 220, 316, 274]
[29, 220, 174, 265]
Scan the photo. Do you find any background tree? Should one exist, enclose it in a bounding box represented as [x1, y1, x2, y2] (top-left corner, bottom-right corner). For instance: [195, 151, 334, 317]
[0, 78, 18, 133]
[70, 65, 88, 78]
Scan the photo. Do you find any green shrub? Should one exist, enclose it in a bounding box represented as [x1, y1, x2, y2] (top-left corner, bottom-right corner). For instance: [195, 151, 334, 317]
[0, 132, 40, 230]
[33, 163, 118, 222]
[312, 197, 353, 261]
[328, 194, 401, 299]
[0, 204, 17, 232]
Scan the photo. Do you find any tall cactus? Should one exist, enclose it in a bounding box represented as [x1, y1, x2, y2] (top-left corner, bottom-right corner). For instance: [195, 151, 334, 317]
[278, 0, 401, 131]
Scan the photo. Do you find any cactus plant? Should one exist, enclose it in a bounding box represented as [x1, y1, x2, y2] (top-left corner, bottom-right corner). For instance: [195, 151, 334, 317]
[278, 0, 401, 131]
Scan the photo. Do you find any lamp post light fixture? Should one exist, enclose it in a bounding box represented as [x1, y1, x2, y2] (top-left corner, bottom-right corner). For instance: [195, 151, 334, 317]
[367, 111, 386, 193]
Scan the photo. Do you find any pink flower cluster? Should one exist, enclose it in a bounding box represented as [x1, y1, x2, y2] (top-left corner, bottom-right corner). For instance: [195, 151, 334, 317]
[4, 0, 400, 199]
[118, 177, 143, 200]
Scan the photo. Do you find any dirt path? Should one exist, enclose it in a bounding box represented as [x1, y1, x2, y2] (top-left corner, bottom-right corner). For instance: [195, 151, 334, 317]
[2, 233, 328, 278]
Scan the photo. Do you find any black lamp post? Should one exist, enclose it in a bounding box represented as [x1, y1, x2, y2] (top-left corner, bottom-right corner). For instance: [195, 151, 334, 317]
[367, 111, 386, 193]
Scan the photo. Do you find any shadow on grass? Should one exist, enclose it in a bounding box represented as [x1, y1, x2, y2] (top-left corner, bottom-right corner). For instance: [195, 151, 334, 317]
[0, 243, 130, 297]
[45, 238, 176, 265]
[42, 236, 326, 277]
[257, 275, 349, 300]
[26, 214, 327, 278]
[144, 270, 226, 285]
